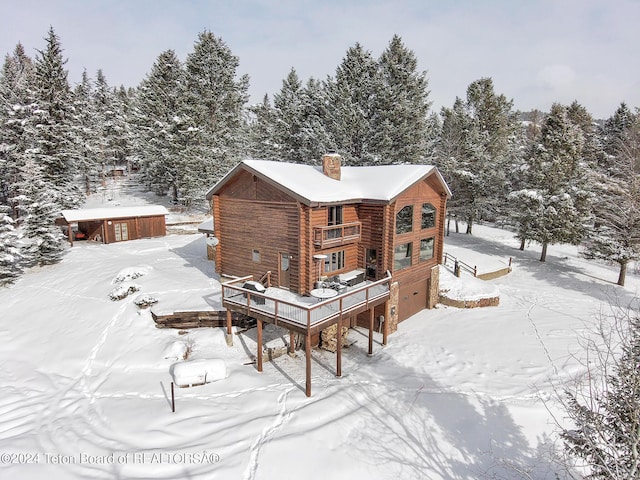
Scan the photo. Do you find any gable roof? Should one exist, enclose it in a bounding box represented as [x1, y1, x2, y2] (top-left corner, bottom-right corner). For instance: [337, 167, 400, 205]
[206, 160, 451, 206]
[60, 205, 169, 223]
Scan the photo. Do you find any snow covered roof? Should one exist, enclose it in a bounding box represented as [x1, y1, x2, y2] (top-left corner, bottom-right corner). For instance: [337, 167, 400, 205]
[197, 218, 214, 234]
[60, 205, 170, 222]
[206, 159, 451, 205]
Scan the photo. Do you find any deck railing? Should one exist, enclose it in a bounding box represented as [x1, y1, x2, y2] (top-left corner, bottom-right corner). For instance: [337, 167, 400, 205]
[313, 222, 361, 248]
[222, 272, 392, 330]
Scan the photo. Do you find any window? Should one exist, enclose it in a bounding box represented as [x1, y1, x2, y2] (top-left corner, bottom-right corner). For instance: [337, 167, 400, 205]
[324, 250, 345, 273]
[252, 249, 261, 263]
[396, 205, 413, 234]
[114, 223, 129, 241]
[420, 238, 435, 262]
[421, 203, 436, 229]
[328, 205, 343, 226]
[393, 242, 412, 270]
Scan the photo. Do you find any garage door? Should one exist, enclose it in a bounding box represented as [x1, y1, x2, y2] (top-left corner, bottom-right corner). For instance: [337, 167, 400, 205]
[398, 279, 428, 321]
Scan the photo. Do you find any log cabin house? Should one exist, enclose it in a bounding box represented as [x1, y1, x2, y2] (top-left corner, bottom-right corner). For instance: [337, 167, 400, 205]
[57, 205, 169, 245]
[206, 153, 450, 395]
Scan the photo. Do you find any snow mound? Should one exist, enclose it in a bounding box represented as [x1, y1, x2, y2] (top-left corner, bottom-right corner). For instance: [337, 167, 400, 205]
[108, 283, 140, 301]
[134, 294, 158, 308]
[438, 265, 499, 302]
[162, 340, 189, 360]
[170, 359, 227, 387]
[112, 265, 152, 284]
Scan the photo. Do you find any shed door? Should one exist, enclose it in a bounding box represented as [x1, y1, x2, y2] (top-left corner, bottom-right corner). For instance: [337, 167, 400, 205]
[279, 253, 291, 289]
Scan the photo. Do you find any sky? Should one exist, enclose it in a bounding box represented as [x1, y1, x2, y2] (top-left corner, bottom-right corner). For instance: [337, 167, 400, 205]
[1, 0, 639, 119]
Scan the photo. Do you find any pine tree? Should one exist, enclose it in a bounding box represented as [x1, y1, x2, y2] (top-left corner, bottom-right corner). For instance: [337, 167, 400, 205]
[17, 158, 65, 266]
[29, 27, 82, 209]
[581, 108, 640, 286]
[72, 69, 99, 195]
[324, 43, 378, 165]
[272, 68, 306, 163]
[247, 94, 278, 160]
[298, 77, 334, 163]
[0, 43, 35, 215]
[510, 103, 591, 262]
[371, 35, 431, 164]
[183, 30, 249, 186]
[0, 204, 23, 285]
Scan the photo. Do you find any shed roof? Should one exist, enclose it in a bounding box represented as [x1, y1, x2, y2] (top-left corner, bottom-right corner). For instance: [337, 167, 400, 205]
[206, 159, 451, 205]
[60, 205, 169, 223]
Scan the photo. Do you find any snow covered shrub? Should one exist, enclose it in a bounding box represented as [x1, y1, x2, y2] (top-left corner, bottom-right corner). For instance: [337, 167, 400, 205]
[112, 266, 150, 284]
[134, 294, 158, 308]
[0, 206, 24, 286]
[108, 283, 140, 301]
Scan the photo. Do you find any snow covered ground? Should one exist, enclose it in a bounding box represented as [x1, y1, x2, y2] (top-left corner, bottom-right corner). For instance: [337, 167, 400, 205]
[2, 178, 639, 479]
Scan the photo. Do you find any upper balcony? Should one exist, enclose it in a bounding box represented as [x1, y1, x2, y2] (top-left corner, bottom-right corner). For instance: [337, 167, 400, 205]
[313, 222, 361, 249]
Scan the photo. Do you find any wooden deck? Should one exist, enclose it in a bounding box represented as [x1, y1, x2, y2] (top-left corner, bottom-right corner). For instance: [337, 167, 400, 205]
[222, 273, 392, 396]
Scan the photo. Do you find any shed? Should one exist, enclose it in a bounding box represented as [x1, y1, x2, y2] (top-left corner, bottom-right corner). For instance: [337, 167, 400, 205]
[57, 205, 169, 245]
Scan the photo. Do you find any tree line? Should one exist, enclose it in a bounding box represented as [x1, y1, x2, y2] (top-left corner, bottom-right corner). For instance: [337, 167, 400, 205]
[1, 27, 639, 289]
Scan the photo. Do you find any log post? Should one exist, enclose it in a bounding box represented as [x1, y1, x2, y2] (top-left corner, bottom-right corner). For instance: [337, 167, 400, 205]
[289, 330, 295, 354]
[257, 318, 263, 373]
[368, 307, 374, 355]
[305, 333, 311, 397]
[225, 308, 233, 346]
[336, 316, 342, 377]
[383, 300, 389, 346]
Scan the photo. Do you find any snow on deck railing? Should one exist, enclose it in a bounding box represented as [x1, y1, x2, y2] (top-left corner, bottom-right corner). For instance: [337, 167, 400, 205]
[222, 273, 392, 329]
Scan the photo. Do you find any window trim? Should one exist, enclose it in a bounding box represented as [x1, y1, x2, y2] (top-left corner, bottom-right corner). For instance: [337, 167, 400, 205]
[324, 250, 345, 273]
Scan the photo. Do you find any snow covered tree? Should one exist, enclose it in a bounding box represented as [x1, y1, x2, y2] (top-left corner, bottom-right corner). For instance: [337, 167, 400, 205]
[272, 68, 306, 163]
[134, 49, 193, 202]
[510, 103, 591, 262]
[581, 108, 640, 286]
[560, 302, 640, 478]
[0, 204, 23, 285]
[298, 77, 334, 162]
[371, 35, 431, 165]
[183, 30, 249, 185]
[0, 43, 35, 214]
[72, 69, 100, 195]
[246, 94, 278, 160]
[28, 27, 82, 209]
[436, 78, 521, 234]
[324, 43, 379, 165]
[16, 157, 65, 266]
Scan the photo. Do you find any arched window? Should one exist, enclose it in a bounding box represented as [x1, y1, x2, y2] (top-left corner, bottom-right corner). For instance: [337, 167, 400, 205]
[396, 205, 413, 234]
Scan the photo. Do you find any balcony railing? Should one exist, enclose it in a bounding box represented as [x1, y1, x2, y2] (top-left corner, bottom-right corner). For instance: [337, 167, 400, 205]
[221, 272, 391, 331]
[313, 222, 361, 248]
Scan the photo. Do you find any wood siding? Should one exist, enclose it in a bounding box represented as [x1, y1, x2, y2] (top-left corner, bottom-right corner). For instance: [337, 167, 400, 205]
[101, 215, 166, 244]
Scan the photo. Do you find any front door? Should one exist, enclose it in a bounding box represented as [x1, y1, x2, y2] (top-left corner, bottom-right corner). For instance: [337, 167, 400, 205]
[279, 253, 291, 289]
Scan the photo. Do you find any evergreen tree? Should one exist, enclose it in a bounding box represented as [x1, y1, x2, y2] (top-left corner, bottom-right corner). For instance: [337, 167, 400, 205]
[0, 43, 35, 214]
[581, 108, 640, 286]
[324, 43, 378, 165]
[0, 204, 23, 285]
[29, 27, 82, 209]
[247, 94, 278, 160]
[183, 30, 249, 186]
[510, 103, 591, 261]
[371, 35, 431, 164]
[16, 158, 65, 266]
[72, 69, 99, 195]
[298, 77, 334, 163]
[272, 68, 306, 163]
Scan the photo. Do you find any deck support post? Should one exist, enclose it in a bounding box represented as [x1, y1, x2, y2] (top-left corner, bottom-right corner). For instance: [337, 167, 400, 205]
[368, 307, 374, 355]
[336, 316, 342, 377]
[257, 318, 263, 373]
[383, 300, 389, 346]
[305, 333, 311, 397]
[225, 308, 233, 346]
[289, 330, 295, 355]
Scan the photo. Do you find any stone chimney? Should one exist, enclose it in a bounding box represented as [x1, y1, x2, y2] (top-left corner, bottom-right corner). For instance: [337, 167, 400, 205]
[322, 152, 342, 181]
